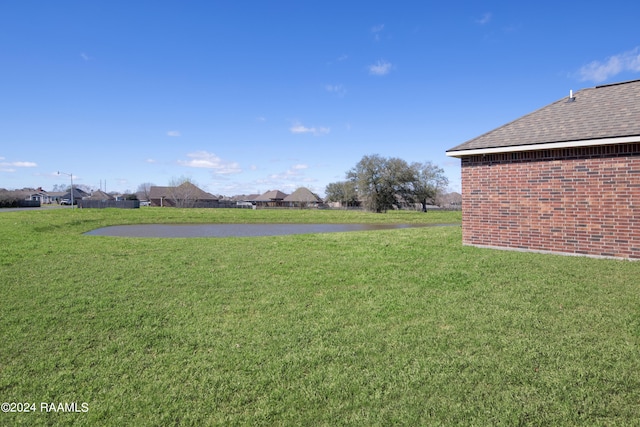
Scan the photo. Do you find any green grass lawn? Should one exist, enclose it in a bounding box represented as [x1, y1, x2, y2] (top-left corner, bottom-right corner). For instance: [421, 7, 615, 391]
[1, 208, 639, 426]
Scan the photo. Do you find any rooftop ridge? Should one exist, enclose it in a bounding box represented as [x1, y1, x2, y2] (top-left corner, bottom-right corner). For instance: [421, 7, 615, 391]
[595, 78, 640, 89]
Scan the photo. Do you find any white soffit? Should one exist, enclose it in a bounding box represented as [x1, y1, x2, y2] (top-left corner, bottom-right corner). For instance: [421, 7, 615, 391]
[445, 135, 640, 158]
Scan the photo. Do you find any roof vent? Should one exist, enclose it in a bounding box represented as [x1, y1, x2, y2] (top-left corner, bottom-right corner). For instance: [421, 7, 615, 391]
[567, 89, 576, 102]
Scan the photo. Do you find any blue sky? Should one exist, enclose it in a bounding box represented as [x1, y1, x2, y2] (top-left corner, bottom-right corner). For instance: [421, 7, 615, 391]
[2, 1, 640, 196]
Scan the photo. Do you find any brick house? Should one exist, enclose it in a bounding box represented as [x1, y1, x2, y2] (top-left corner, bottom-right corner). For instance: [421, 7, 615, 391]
[446, 79, 640, 259]
[149, 182, 217, 207]
[283, 187, 324, 208]
[255, 190, 288, 208]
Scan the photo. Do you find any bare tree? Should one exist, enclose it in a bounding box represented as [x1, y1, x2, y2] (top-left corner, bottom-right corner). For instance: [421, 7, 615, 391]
[435, 191, 462, 209]
[136, 182, 155, 202]
[76, 184, 95, 194]
[168, 176, 199, 208]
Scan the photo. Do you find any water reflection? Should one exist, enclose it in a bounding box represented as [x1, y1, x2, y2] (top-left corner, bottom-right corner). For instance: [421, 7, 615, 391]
[85, 223, 457, 238]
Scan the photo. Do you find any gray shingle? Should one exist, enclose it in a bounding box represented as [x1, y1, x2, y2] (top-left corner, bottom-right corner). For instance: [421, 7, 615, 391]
[256, 190, 288, 201]
[283, 187, 322, 203]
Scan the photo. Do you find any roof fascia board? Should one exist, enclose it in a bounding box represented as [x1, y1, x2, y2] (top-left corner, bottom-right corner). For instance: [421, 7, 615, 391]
[445, 135, 640, 158]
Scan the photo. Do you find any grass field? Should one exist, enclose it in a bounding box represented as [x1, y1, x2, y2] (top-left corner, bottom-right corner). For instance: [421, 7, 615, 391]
[1, 207, 639, 426]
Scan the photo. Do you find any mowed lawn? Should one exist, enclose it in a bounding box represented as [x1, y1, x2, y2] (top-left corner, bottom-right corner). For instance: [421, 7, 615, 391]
[1, 208, 639, 426]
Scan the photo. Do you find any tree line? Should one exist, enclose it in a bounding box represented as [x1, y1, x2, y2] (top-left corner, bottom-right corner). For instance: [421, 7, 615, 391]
[325, 154, 448, 213]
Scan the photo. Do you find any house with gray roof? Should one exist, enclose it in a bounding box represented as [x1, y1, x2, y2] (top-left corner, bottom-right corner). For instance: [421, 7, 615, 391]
[84, 190, 115, 201]
[255, 190, 288, 207]
[283, 187, 324, 208]
[149, 182, 218, 207]
[60, 187, 90, 205]
[446, 79, 640, 259]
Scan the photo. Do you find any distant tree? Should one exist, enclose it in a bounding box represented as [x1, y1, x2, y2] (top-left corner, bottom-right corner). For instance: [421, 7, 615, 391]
[168, 176, 199, 208]
[435, 191, 462, 209]
[51, 184, 67, 192]
[408, 161, 449, 211]
[75, 184, 94, 193]
[325, 181, 358, 207]
[339, 154, 450, 213]
[123, 193, 138, 200]
[347, 154, 386, 212]
[0, 190, 22, 208]
[136, 182, 154, 201]
[347, 154, 415, 213]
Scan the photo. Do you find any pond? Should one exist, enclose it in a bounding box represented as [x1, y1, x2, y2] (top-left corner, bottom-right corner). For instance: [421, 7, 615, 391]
[84, 223, 458, 238]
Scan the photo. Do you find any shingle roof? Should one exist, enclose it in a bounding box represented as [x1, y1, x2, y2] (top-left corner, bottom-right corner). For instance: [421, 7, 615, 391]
[447, 79, 640, 155]
[283, 187, 322, 203]
[149, 186, 170, 199]
[256, 190, 288, 201]
[85, 190, 114, 200]
[61, 188, 89, 200]
[149, 183, 217, 200]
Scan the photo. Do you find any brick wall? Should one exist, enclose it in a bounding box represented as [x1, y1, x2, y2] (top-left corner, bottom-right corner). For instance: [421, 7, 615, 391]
[461, 143, 640, 259]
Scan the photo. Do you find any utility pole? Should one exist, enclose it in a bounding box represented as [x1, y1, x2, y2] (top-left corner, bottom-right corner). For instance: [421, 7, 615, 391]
[58, 171, 74, 208]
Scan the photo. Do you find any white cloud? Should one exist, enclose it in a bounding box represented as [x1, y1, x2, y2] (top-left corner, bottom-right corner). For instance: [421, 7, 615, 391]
[0, 160, 37, 168]
[146, 158, 156, 163]
[325, 84, 346, 97]
[369, 60, 393, 76]
[80, 52, 91, 61]
[14, 161, 37, 167]
[177, 151, 241, 174]
[578, 47, 640, 83]
[268, 164, 311, 181]
[290, 123, 330, 136]
[326, 54, 349, 66]
[167, 130, 181, 137]
[476, 12, 492, 25]
[290, 125, 310, 134]
[371, 24, 385, 41]
[256, 116, 267, 122]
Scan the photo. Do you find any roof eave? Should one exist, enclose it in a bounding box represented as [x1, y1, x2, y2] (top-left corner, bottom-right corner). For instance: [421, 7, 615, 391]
[445, 135, 640, 158]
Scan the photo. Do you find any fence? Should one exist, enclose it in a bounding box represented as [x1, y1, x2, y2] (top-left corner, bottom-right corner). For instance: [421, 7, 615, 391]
[78, 200, 140, 209]
[190, 201, 254, 208]
[0, 199, 41, 208]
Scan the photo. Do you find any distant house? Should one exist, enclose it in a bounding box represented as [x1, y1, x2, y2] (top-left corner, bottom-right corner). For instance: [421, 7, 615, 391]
[243, 194, 262, 202]
[48, 192, 65, 204]
[229, 194, 261, 208]
[149, 182, 218, 207]
[283, 187, 324, 208]
[28, 187, 53, 204]
[446, 79, 640, 259]
[84, 190, 115, 201]
[60, 187, 90, 205]
[255, 190, 288, 208]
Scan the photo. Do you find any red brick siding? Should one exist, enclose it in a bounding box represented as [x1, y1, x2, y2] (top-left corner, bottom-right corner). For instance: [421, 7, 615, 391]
[461, 144, 640, 259]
